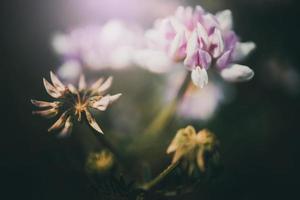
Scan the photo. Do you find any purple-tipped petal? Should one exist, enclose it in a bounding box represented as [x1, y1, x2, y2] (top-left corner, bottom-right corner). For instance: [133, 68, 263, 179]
[223, 31, 238, 50]
[184, 51, 198, 69]
[194, 6, 205, 17]
[198, 49, 212, 70]
[202, 13, 219, 32]
[196, 23, 208, 48]
[209, 28, 224, 58]
[184, 30, 199, 67]
[216, 50, 232, 69]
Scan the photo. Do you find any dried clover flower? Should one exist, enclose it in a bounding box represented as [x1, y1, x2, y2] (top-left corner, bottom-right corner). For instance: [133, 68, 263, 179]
[167, 125, 218, 173]
[31, 71, 121, 135]
[85, 150, 114, 173]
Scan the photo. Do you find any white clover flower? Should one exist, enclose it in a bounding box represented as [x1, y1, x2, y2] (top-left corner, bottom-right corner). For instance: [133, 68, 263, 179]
[51, 20, 144, 80]
[144, 6, 256, 87]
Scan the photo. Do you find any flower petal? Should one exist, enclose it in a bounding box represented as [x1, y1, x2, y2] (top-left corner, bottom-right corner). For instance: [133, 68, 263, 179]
[91, 93, 120, 111]
[184, 51, 198, 69]
[191, 67, 208, 88]
[91, 95, 110, 111]
[109, 93, 122, 103]
[195, 5, 204, 13]
[67, 84, 78, 94]
[168, 129, 185, 154]
[169, 30, 186, 61]
[43, 78, 62, 98]
[167, 126, 197, 154]
[90, 77, 104, 92]
[232, 41, 256, 61]
[59, 116, 73, 136]
[48, 111, 69, 132]
[32, 108, 58, 118]
[220, 64, 254, 82]
[203, 13, 219, 32]
[172, 149, 185, 164]
[224, 31, 238, 50]
[78, 74, 86, 91]
[85, 109, 103, 134]
[184, 30, 199, 67]
[50, 71, 65, 91]
[196, 23, 208, 48]
[98, 76, 113, 94]
[166, 141, 178, 154]
[216, 50, 232, 69]
[209, 28, 224, 58]
[170, 17, 185, 33]
[198, 49, 212, 70]
[31, 99, 60, 108]
[216, 9, 233, 31]
[185, 125, 197, 137]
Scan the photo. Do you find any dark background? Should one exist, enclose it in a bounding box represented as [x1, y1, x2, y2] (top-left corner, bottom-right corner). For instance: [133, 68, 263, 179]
[1, 0, 299, 199]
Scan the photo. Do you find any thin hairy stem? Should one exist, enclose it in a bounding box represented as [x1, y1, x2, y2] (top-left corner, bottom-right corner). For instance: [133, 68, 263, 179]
[142, 160, 180, 191]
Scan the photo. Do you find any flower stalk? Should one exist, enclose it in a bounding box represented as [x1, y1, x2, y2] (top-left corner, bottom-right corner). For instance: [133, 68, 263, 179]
[142, 160, 180, 191]
[144, 71, 191, 136]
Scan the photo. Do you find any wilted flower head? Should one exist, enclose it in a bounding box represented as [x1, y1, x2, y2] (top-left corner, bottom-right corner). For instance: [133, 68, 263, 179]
[167, 126, 218, 173]
[31, 71, 121, 135]
[145, 6, 255, 87]
[86, 150, 114, 174]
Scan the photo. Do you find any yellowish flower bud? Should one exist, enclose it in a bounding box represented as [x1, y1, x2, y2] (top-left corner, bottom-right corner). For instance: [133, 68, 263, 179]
[85, 150, 114, 174]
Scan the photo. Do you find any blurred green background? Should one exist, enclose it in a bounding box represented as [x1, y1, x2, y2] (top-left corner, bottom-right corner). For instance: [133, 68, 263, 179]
[0, 0, 299, 199]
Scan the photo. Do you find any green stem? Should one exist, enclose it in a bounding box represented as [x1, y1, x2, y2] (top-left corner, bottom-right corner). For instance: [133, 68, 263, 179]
[144, 71, 191, 136]
[142, 160, 180, 191]
[127, 71, 191, 155]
